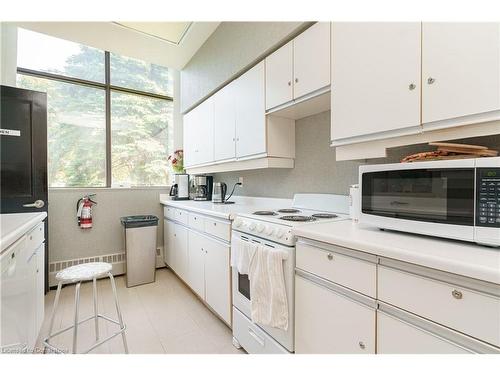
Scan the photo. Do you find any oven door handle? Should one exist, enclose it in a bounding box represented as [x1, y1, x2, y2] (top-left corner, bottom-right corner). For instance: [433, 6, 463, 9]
[248, 327, 265, 347]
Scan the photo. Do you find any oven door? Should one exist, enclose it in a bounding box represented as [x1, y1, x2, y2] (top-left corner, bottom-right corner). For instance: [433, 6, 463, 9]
[231, 231, 295, 352]
[360, 166, 476, 242]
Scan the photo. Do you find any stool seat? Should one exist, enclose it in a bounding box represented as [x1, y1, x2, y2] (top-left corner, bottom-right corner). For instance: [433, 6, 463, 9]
[56, 262, 112, 283]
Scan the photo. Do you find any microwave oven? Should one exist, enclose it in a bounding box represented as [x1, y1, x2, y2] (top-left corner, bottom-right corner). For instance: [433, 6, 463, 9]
[359, 157, 500, 246]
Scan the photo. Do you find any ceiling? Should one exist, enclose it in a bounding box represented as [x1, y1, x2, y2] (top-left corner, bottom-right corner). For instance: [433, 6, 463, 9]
[114, 22, 193, 45]
[13, 21, 220, 70]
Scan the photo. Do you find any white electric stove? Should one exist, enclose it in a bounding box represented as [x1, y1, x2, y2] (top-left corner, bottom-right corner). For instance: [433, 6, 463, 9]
[231, 193, 350, 354]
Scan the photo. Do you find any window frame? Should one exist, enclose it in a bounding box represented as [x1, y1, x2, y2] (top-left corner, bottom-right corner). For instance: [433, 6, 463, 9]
[17, 50, 173, 188]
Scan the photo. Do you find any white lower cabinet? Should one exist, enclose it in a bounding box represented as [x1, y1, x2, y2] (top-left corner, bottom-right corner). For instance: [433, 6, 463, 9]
[173, 224, 189, 281]
[377, 304, 500, 354]
[0, 221, 45, 352]
[163, 207, 232, 325]
[295, 271, 376, 354]
[204, 235, 231, 324]
[188, 230, 206, 299]
[34, 244, 45, 342]
[188, 230, 231, 324]
[163, 219, 175, 267]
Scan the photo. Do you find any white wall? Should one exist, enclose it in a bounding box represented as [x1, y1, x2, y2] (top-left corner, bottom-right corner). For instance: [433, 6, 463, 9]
[0, 23, 17, 86]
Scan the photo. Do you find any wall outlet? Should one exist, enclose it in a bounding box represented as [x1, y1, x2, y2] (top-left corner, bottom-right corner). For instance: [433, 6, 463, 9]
[238, 177, 244, 186]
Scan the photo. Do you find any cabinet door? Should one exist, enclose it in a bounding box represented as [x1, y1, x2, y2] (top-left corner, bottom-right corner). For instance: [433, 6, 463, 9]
[213, 82, 236, 161]
[196, 97, 215, 165]
[265, 41, 293, 110]
[293, 22, 331, 99]
[422, 22, 500, 124]
[234, 61, 266, 158]
[295, 274, 376, 354]
[204, 237, 231, 324]
[187, 230, 206, 299]
[163, 219, 175, 267]
[35, 243, 45, 338]
[331, 22, 421, 142]
[182, 109, 196, 167]
[174, 224, 189, 281]
[26, 246, 38, 349]
[377, 311, 471, 354]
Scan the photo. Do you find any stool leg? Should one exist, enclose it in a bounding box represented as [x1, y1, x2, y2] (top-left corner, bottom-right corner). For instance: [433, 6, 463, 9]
[45, 281, 62, 352]
[109, 273, 128, 354]
[72, 282, 81, 354]
[93, 278, 99, 341]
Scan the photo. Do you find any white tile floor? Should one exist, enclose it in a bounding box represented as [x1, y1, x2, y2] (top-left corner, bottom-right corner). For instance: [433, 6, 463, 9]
[37, 268, 244, 354]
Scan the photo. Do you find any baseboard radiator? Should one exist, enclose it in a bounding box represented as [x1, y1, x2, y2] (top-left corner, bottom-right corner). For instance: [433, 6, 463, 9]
[48, 246, 165, 287]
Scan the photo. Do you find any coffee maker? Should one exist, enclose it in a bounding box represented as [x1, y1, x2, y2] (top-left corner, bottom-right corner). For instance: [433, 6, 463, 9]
[192, 175, 213, 201]
[169, 174, 190, 200]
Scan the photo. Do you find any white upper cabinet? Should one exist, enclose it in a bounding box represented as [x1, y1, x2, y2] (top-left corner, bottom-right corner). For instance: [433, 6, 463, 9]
[182, 110, 195, 168]
[183, 97, 215, 167]
[422, 22, 500, 124]
[234, 61, 266, 158]
[293, 22, 331, 99]
[265, 41, 294, 110]
[196, 97, 215, 165]
[331, 22, 421, 143]
[213, 81, 236, 161]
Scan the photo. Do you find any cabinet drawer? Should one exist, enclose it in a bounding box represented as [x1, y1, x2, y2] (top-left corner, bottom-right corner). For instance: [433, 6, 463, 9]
[296, 240, 377, 297]
[377, 307, 500, 354]
[26, 222, 44, 252]
[174, 209, 188, 225]
[164, 206, 175, 220]
[188, 212, 205, 232]
[233, 307, 289, 354]
[295, 271, 376, 354]
[204, 218, 230, 242]
[378, 265, 500, 347]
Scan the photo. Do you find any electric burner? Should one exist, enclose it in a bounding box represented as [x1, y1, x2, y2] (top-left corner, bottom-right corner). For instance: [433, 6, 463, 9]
[279, 215, 317, 222]
[253, 211, 278, 216]
[277, 208, 301, 213]
[311, 213, 338, 219]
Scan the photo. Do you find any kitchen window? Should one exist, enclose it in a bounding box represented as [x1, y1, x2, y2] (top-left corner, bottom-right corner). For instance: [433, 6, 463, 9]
[16, 28, 173, 188]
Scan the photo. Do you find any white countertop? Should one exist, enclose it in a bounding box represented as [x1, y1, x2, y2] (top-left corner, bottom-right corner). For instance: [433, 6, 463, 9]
[0, 212, 47, 253]
[159, 194, 292, 220]
[293, 220, 500, 285]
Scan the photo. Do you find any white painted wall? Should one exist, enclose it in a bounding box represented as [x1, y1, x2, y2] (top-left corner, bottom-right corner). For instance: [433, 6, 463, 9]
[0, 23, 17, 86]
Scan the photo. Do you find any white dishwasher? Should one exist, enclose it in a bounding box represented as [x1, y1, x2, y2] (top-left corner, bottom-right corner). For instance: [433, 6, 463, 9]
[0, 236, 31, 352]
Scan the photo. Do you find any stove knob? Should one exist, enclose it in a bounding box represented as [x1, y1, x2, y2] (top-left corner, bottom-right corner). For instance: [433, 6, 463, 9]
[265, 226, 275, 236]
[257, 224, 265, 233]
[276, 229, 284, 239]
[249, 222, 257, 231]
[233, 218, 242, 228]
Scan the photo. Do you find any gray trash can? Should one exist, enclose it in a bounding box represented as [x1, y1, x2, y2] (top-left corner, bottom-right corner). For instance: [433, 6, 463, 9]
[120, 215, 159, 287]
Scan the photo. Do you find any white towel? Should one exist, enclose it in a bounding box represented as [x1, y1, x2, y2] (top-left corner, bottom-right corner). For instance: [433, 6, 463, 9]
[248, 244, 289, 330]
[230, 235, 257, 275]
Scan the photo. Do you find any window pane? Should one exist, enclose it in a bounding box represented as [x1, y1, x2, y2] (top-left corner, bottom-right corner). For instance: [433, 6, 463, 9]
[17, 28, 105, 83]
[110, 53, 173, 96]
[17, 74, 106, 187]
[111, 92, 172, 186]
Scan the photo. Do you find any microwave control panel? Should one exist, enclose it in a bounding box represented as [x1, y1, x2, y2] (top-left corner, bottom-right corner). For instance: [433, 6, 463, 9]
[477, 168, 500, 227]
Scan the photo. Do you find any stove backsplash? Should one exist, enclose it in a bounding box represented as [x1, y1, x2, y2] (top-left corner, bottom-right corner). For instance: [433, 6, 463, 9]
[212, 111, 500, 199]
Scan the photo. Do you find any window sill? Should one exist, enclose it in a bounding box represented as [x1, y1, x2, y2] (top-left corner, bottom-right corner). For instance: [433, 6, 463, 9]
[49, 186, 171, 191]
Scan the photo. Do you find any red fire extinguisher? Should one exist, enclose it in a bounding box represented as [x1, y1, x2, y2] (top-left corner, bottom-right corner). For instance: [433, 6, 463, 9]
[77, 194, 97, 229]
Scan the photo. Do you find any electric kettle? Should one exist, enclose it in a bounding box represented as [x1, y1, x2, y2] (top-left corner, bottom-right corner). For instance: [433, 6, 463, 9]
[212, 182, 227, 203]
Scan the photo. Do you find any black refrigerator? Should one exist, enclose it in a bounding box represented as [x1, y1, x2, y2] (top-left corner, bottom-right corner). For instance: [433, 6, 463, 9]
[1, 85, 49, 293]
